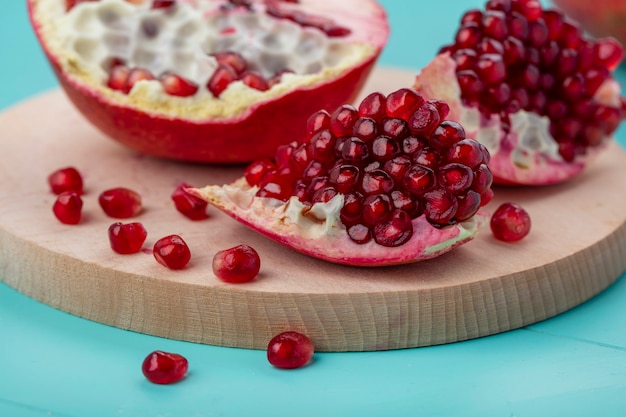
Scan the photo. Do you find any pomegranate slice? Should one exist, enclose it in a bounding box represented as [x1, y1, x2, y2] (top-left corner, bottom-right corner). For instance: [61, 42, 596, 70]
[414, 0, 624, 185]
[28, 0, 390, 163]
[190, 88, 492, 267]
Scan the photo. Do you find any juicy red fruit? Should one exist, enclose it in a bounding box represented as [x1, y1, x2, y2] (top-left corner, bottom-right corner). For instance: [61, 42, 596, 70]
[108, 222, 147, 254]
[246, 88, 492, 247]
[267, 331, 314, 369]
[490, 202, 531, 242]
[153, 235, 191, 270]
[53, 192, 83, 225]
[212, 244, 261, 283]
[142, 350, 188, 385]
[48, 166, 83, 195]
[443, 0, 624, 161]
[99, 187, 142, 218]
[171, 183, 209, 221]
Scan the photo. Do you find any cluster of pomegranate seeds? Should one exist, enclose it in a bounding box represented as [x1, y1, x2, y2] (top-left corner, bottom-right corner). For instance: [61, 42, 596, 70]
[108, 222, 148, 254]
[48, 166, 83, 195]
[212, 244, 261, 283]
[53, 192, 83, 225]
[171, 183, 209, 220]
[153, 235, 191, 270]
[142, 350, 189, 384]
[245, 88, 493, 247]
[267, 331, 314, 369]
[442, 0, 624, 161]
[490, 202, 531, 242]
[98, 187, 143, 218]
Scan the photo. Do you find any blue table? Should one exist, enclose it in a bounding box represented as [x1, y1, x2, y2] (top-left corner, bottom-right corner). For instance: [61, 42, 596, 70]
[2, 1, 626, 416]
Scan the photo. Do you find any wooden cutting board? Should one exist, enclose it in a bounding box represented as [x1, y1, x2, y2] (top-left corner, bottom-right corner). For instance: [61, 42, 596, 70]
[1, 68, 626, 352]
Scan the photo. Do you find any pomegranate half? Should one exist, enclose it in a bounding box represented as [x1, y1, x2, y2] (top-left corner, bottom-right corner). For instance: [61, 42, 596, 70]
[190, 88, 492, 266]
[414, 0, 624, 185]
[28, 0, 389, 163]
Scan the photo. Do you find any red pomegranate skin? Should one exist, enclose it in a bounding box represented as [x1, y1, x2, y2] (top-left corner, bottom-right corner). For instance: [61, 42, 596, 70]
[27, 0, 388, 163]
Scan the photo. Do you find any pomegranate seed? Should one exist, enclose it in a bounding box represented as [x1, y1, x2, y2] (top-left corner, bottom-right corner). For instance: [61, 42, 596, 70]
[212, 244, 261, 283]
[267, 331, 314, 369]
[240, 71, 270, 91]
[108, 222, 147, 254]
[160, 73, 198, 97]
[48, 166, 83, 195]
[99, 187, 142, 218]
[306, 110, 331, 137]
[330, 105, 359, 137]
[151, 0, 176, 9]
[423, 188, 459, 225]
[594, 38, 624, 71]
[212, 51, 247, 75]
[207, 64, 239, 97]
[107, 64, 130, 92]
[53, 192, 83, 225]
[142, 351, 188, 384]
[171, 183, 209, 220]
[373, 209, 413, 247]
[490, 202, 531, 242]
[385, 88, 425, 120]
[358, 92, 387, 122]
[125, 68, 155, 94]
[153, 235, 191, 270]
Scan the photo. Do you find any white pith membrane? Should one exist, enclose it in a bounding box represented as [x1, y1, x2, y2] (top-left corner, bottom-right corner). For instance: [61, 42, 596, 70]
[31, 0, 382, 120]
[415, 53, 622, 184]
[191, 179, 485, 267]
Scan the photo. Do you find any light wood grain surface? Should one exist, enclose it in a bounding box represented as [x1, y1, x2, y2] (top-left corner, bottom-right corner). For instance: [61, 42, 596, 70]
[1, 68, 625, 351]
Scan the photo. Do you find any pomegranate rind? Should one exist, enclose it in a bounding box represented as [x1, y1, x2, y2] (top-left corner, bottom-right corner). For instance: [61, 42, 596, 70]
[190, 180, 486, 267]
[27, 0, 390, 163]
[415, 53, 615, 185]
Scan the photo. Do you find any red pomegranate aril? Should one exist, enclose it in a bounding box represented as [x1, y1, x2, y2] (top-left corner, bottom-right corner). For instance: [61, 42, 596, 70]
[455, 190, 481, 221]
[503, 36, 526, 64]
[341, 137, 369, 162]
[456, 23, 482, 48]
[476, 54, 507, 85]
[461, 9, 483, 24]
[340, 192, 363, 223]
[391, 190, 420, 217]
[403, 165, 436, 196]
[472, 163, 494, 194]
[312, 187, 338, 203]
[402, 136, 427, 155]
[361, 194, 392, 226]
[482, 10, 508, 40]
[347, 223, 371, 244]
[423, 188, 458, 226]
[241, 71, 270, 91]
[594, 38, 624, 70]
[384, 155, 412, 183]
[308, 130, 336, 163]
[330, 105, 359, 137]
[142, 351, 188, 384]
[430, 120, 466, 150]
[108, 222, 147, 254]
[48, 166, 83, 195]
[152, 0, 176, 9]
[329, 164, 360, 194]
[160, 73, 199, 97]
[585, 67, 610, 95]
[358, 92, 387, 122]
[486, 0, 511, 12]
[361, 169, 394, 195]
[456, 70, 485, 97]
[207, 64, 238, 97]
[244, 159, 275, 187]
[212, 244, 261, 283]
[153, 235, 191, 270]
[107, 64, 130, 92]
[479, 37, 505, 55]
[125, 68, 155, 94]
[306, 110, 331, 137]
[373, 209, 413, 247]
[99, 187, 142, 219]
[302, 160, 324, 181]
[409, 102, 441, 137]
[385, 88, 425, 120]
[557, 19, 581, 49]
[171, 183, 209, 220]
[438, 163, 474, 194]
[267, 331, 314, 369]
[353, 117, 378, 142]
[413, 147, 441, 169]
[53, 192, 83, 225]
[454, 48, 478, 70]
[490, 202, 531, 242]
[508, 11, 529, 40]
[212, 51, 247, 75]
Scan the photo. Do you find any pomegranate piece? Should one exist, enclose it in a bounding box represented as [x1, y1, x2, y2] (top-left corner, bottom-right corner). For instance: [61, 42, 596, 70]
[212, 244, 261, 283]
[415, 0, 624, 185]
[142, 350, 188, 384]
[98, 187, 142, 218]
[30, 0, 390, 163]
[190, 88, 492, 267]
[48, 166, 83, 195]
[108, 222, 147, 254]
[490, 202, 531, 242]
[52, 191, 83, 225]
[153, 235, 191, 270]
[171, 183, 209, 221]
[267, 331, 314, 369]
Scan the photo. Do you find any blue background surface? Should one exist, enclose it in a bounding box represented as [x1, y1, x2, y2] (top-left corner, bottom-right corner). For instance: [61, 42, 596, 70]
[2, 1, 626, 416]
